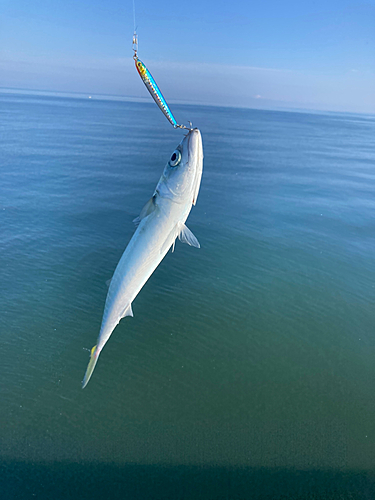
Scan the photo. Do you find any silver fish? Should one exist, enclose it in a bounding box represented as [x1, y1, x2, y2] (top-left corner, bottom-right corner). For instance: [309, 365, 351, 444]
[82, 128, 203, 388]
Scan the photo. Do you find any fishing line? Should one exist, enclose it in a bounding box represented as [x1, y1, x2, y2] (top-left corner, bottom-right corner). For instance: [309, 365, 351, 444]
[132, 0, 136, 34]
[131, 1, 190, 130]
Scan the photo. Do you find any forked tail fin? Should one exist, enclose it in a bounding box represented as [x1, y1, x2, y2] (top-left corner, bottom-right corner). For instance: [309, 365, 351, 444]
[82, 345, 99, 389]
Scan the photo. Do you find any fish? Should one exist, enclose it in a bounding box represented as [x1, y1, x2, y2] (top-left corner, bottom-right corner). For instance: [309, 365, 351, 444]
[82, 128, 203, 388]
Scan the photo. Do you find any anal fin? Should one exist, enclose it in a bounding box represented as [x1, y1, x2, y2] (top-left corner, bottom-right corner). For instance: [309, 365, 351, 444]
[120, 303, 133, 319]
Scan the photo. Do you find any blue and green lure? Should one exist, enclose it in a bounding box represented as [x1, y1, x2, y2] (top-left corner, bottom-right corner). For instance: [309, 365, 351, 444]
[132, 33, 188, 130]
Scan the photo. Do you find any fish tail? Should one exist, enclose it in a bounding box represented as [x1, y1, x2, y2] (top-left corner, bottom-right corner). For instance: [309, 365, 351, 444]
[82, 345, 99, 389]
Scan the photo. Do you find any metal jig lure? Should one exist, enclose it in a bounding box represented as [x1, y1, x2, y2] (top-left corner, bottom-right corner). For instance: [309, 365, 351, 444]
[132, 31, 189, 130]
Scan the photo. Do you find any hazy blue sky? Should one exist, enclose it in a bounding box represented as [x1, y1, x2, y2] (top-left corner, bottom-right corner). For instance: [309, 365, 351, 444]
[1, 0, 374, 113]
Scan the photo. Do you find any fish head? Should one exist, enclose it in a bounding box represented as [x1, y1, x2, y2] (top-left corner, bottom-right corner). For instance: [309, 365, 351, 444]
[159, 128, 203, 205]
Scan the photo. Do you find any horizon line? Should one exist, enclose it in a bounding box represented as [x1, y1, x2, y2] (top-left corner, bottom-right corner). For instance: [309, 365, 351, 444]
[0, 86, 373, 119]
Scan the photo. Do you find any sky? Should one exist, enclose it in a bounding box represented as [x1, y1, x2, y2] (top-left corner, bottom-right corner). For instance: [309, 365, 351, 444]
[1, 0, 374, 113]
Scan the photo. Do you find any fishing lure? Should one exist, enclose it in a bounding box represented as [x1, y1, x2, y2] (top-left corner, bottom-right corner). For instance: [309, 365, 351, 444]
[132, 32, 188, 130]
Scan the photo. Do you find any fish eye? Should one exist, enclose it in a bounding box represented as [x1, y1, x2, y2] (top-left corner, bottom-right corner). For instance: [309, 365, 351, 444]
[169, 150, 181, 167]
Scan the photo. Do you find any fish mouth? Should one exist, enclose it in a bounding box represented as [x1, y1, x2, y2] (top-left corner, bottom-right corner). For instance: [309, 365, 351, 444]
[187, 128, 203, 205]
[187, 128, 202, 162]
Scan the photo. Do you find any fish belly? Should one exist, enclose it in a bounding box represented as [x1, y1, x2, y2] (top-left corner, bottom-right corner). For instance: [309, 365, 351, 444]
[96, 207, 179, 351]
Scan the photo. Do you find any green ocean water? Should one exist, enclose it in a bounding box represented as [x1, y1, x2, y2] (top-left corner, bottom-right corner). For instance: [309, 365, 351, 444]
[1, 92, 375, 498]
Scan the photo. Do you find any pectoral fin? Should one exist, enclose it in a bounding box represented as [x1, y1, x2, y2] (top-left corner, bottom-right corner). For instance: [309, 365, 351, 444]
[133, 196, 156, 227]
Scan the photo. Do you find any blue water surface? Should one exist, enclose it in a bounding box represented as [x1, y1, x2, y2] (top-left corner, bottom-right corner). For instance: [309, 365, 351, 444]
[1, 92, 375, 499]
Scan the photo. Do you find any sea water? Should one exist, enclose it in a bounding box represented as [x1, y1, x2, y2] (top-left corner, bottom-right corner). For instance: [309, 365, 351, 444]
[1, 92, 375, 498]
